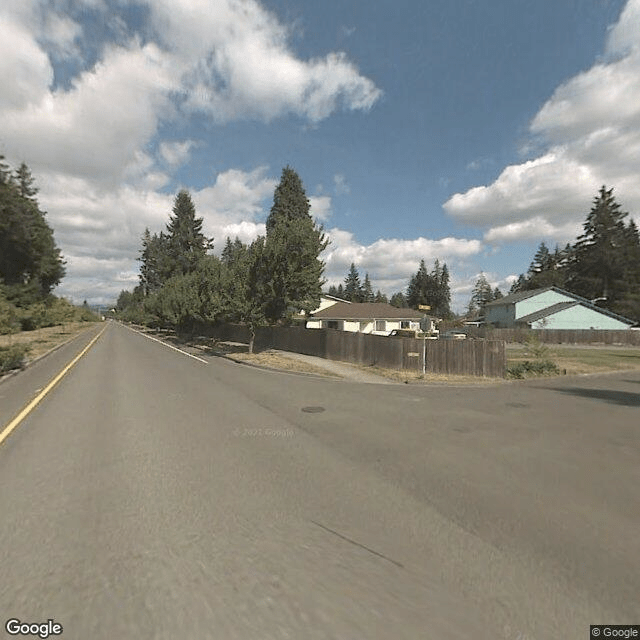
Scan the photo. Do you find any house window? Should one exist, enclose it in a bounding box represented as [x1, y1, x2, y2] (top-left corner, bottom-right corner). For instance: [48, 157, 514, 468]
[375, 320, 386, 332]
[400, 320, 410, 329]
[326, 320, 339, 329]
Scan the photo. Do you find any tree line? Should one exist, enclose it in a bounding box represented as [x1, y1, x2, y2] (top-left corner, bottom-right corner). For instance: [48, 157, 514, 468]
[327, 259, 453, 318]
[117, 167, 328, 352]
[0, 157, 97, 335]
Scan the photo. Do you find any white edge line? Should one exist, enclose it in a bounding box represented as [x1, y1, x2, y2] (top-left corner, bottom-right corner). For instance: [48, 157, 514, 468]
[124, 324, 208, 364]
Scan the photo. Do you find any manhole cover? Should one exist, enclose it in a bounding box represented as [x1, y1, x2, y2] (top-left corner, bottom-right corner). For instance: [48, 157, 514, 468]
[301, 406, 325, 413]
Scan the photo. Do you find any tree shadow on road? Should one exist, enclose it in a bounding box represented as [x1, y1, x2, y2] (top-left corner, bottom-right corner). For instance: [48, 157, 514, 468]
[540, 386, 640, 407]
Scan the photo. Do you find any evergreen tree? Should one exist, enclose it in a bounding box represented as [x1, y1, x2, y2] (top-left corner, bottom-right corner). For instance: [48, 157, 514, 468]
[165, 189, 212, 276]
[361, 273, 374, 302]
[14, 163, 38, 201]
[566, 186, 629, 309]
[374, 290, 388, 303]
[469, 273, 493, 313]
[0, 163, 65, 302]
[336, 283, 345, 298]
[343, 263, 363, 302]
[493, 287, 503, 300]
[262, 168, 328, 322]
[327, 284, 338, 297]
[222, 237, 269, 353]
[390, 292, 407, 308]
[265, 166, 311, 234]
[139, 229, 172, 295]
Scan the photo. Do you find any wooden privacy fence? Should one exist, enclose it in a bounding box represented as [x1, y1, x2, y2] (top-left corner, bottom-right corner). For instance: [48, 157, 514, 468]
[464, 327, 640, 345]
[200, 323, 506, 377]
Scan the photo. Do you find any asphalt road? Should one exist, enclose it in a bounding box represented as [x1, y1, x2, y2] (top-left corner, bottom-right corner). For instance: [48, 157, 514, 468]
[1, 321, 638, 640]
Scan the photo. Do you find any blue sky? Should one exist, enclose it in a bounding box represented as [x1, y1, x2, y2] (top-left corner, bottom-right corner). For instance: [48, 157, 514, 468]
[1, 0, 639, 311]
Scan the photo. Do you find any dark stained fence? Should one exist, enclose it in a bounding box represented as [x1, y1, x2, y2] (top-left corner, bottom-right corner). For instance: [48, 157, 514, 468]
[465, 327, 640, 345]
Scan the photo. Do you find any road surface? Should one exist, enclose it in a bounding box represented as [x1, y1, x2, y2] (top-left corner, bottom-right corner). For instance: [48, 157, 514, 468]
[1, 321, 638, 639]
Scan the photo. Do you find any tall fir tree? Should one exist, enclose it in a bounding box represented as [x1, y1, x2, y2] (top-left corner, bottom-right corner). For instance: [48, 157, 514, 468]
[165, 189, 212, 276]
[343, 263, 363, 302]
[469, 273, 493, 315]
[566, 186, 629, 309]
[265, 166, 311, 234]
[361, 273, 375, 302]
[0, 161, 65, 303]
[263, 168, 328, 322]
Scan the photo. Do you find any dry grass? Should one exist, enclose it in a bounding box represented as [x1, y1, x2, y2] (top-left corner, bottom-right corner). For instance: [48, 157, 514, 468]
[227, 350, 343, 377]
[0, 322, 99, 361]
[350, 363, 504, 385]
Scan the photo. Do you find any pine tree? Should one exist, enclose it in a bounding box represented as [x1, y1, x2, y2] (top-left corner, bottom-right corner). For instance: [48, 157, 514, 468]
[344, 263, 362, 302]
[469, 273, 493, 313]
[336, 283, 345, 298]
[165, 189, 212, 276]
[374, 290, 388, 303]
[327, 284, 338, 297]
[390, 292, 407, 308]
[265, 166, 311, 234]
[362, 273, 374, 302]
[406, 260, 430, 309]
[0, 162, 65, 302]
[262, 168, 328, 322]
[14, 163, 38, 201]
[566, 186, 629, 308]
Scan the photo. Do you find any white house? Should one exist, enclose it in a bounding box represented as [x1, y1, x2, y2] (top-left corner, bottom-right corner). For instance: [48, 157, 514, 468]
[306, 301, 425, 335]
[483, 287, 636, 330]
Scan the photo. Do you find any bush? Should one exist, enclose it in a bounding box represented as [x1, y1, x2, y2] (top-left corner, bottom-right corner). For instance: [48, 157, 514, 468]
[0, 344, 30, 373]
[507, 359, 560, 379]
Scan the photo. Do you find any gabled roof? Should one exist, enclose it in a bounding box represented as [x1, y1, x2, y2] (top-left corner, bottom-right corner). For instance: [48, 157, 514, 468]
[484, 286, 559, 307]
[311, 302, 423, 320]
[490, 286, 636, 326]
[516, 301, 578, 324]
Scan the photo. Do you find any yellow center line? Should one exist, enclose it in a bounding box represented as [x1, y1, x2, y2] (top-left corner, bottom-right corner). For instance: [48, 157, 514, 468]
[0, 324, 108, 447]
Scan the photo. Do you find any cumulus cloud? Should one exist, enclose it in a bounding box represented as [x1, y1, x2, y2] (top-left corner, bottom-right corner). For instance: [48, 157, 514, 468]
[444, 0, 640, 242]
[0, 0, 379, 304]
[159, 140, 195, 168]
[309, 195, 332, 222]
[149, 0, 382, 123]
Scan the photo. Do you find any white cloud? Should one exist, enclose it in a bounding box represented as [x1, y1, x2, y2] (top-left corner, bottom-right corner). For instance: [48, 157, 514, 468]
[444, 0, 640, 239]
[0, 0, 377, 305]
[159, 140, 195, 168]
[484, 217, 580, 244]
[149, 0, 382, 123]
[321, 229, 483, 296]
[193, 167, 277, 229]
[309, 195, 332, 221]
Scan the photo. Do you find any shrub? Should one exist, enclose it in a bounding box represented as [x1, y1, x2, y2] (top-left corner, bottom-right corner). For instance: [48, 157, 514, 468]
[507, 359, 560, 379]
[0, 344, 30, 373]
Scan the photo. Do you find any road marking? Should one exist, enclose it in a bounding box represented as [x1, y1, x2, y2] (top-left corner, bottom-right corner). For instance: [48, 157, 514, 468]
[0, 324, 108, 448]
[123, 324, 208, 364]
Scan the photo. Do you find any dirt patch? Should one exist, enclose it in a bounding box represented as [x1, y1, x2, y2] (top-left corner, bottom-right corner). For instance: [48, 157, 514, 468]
[0, 322, 99, 362]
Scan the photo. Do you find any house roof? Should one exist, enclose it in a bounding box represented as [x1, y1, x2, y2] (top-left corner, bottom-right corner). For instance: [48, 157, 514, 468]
[516, 301, 578, 324]
[486, 286, 636, 325]
[311, 302, 423, 320]
[322, 294, 351, 304]
[484, 286, 556, 307]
